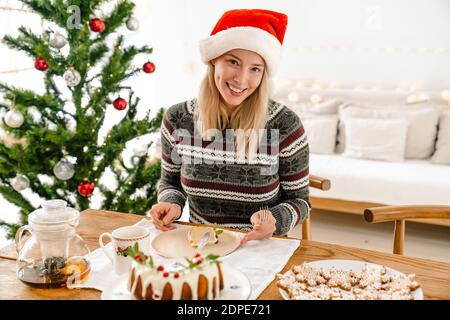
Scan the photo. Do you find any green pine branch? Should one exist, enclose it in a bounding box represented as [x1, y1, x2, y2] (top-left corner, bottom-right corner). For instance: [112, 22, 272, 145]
[98, 0, 135, 40]
[0, 183, 35, 213]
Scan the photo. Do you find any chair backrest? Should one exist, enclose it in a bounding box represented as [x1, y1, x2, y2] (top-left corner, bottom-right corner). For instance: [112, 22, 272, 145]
[303, 175, 331, 240]
[364, 205, 450, 255]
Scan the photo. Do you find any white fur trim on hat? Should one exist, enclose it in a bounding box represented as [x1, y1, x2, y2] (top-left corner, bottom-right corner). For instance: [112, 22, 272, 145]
[199, 26, 282, 76]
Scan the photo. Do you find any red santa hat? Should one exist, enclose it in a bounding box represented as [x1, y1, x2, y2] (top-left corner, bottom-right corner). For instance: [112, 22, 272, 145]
[199, 9, 288, 76]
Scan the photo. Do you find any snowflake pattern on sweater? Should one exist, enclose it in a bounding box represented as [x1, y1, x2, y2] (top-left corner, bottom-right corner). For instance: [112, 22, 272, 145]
[158, 99, 310, 236]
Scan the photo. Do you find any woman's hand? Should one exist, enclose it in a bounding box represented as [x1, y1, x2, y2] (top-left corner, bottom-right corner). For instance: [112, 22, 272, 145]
[240, 209, 276, 244]
[147, 202, 182, 231]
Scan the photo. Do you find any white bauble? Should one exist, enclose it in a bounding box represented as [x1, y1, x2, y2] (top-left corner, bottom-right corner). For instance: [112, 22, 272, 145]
[53, 159, 75, 181]
[4, 109, 24, 128]
[133, 143, 148, 157]
[63, 68, 81, 87]
[49, 32, 67, 49]
[126, 17, 139, 31]
[11, 174, 30, 191]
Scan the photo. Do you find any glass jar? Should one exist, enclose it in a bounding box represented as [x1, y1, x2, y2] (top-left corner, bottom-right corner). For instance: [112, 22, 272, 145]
[15, 200, 91, 288]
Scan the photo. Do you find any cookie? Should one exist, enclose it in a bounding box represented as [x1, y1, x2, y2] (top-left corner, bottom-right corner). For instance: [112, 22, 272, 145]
[276, 262, 420, 300]
[292, 263, 327, 286]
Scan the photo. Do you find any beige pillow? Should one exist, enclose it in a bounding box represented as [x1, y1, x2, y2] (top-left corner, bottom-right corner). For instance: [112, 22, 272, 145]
[337, 104, 439, 159]
[343, 118, 408, 162]
[431, 110, 450, 165]
[302, 115, 338, 154]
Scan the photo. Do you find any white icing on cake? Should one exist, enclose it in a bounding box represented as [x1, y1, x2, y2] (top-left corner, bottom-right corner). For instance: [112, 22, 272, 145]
[128, 257, 222, 300]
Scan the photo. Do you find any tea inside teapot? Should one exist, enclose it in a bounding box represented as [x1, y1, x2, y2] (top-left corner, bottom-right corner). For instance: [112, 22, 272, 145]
[15, 200, 91, 288]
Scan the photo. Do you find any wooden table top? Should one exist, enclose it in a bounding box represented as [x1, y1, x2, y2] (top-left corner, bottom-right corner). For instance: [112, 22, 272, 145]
[1, 209, 449, 300]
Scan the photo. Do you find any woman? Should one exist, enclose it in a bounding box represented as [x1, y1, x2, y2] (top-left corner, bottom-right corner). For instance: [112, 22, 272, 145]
[149, 9, 310, 244]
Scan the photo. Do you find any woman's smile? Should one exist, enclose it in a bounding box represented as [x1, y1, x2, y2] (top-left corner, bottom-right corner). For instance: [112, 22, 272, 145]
[226, 82, 247, 96]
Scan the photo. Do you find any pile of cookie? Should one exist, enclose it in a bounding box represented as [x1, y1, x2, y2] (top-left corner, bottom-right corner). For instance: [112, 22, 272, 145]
[277, 262, 421, 300]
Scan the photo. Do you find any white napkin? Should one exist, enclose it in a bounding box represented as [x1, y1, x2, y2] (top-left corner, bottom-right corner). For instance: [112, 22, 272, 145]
[73, 219, 300, 300]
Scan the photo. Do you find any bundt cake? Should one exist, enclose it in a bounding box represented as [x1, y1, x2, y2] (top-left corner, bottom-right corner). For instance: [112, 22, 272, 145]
[127, 245, 224, 300]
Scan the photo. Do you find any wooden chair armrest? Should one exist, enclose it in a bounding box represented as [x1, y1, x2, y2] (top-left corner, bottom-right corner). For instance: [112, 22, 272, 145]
[309, 175, 331, 191]
[364, 205, 450, 223]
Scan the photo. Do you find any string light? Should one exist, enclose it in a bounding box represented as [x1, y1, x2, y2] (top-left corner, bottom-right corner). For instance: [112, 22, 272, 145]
[296, 81, 305, 88]
[405, 91, 429, 104]
[310, 94, 322, 104]
[287, 92, 300, 103]
[441, 90, 450, 101]
[293, 45, 449, 54]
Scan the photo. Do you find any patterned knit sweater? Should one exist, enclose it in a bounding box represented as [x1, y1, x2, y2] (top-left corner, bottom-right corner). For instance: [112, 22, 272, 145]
[158, 98, 310, 236]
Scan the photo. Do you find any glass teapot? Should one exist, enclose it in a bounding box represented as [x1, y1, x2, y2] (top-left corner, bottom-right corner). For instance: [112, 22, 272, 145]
[15, 199, 91, 288]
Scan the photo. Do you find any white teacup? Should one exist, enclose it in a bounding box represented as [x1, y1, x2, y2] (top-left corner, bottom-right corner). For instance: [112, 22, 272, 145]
[99, 226, 150, 275]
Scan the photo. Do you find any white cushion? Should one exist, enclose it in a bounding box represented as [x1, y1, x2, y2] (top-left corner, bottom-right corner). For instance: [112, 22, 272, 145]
[310, 154, 450, 205]
[302, 116, 338, 154]
[432, 110, 450, 165]
[337, 104, 440, 159]
[343, 118, 408, 162]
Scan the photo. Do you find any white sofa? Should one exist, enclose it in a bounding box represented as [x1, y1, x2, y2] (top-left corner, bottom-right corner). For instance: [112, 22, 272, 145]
[273, 84, 450, 227]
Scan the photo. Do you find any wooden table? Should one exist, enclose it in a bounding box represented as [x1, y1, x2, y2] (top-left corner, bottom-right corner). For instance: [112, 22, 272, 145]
[1, 209, 449, 300]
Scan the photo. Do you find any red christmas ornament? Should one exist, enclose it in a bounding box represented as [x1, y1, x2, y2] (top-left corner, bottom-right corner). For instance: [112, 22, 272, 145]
[113, 97, 127, 110]
[34, 58, 48, 71]
[143, 61, 155, 73]
[89, 18, 106, 32]
[78, 179, 94, 197]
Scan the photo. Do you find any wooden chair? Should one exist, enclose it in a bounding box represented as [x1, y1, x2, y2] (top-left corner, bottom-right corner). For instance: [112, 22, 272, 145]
[364, 205, 450, 255]
[302, 175, 331, 240]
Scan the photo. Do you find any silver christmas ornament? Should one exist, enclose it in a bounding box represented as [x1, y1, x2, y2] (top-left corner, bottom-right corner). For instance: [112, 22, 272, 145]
[126, 17, 139, 31]
[49, 32, 67, 49]
[11, 174, 30, 191]
[53, 159, 75, 181]
[63, 68, 81, 87]
[133, 143, 148, 157]
[4, 109, 24, 128]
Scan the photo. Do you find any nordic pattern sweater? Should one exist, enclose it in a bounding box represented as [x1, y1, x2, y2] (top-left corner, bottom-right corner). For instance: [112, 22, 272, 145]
[158, 99, 310, 236]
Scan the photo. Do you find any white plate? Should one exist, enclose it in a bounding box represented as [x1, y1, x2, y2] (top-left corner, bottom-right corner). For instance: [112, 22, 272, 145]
[279, 259, 424, 300]
[101, 263, 251, 300]
[151, 227, 241, 259]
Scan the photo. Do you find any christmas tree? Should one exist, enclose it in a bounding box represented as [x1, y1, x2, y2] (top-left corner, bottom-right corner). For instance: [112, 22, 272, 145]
[0, 0, 164, 239]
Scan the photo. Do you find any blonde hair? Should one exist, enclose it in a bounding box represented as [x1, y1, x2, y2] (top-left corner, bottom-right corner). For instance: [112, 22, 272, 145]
[196, 63, 270, 161]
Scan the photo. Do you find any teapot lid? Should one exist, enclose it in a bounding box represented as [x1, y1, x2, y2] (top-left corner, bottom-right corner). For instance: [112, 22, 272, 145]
[28, 200, 79, 228]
